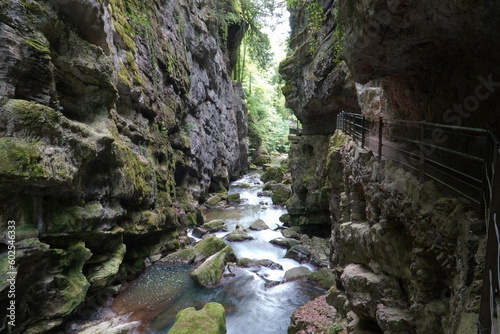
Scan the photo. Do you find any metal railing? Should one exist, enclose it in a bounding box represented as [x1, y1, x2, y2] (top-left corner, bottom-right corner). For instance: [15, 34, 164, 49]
[336, 111, 500, 333]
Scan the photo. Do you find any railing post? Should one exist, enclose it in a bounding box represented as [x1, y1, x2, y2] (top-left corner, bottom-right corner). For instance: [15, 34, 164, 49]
[378, 117, 383, 161]
[361, 115, 365, 148]
[419, 122, 426, 182]
[343, 112, 346, 133]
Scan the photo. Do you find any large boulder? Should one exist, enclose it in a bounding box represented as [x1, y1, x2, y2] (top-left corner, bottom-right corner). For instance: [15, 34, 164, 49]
[284, 245, 311, 263]
[224, 228, 254, 242]
[192, 220, 229, 238]
[168, 302, 226, 334]
[190, 246, 237, 286]
[261, 166, 284, 183]
[161, 236, 227, 264]
[249, 219, 269, 231]
[284, 266, 312, 281]
[269, 237, 301, 249]
[270, 184, 292, 206]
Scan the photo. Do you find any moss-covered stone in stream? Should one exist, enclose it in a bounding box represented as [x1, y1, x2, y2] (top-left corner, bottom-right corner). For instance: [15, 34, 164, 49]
[261, 166, 284, 183]
[192, 236, 227, 262]
[0, 137, 48, 179]
[169, 302, 226, 334]
[190, 245, 237, 286]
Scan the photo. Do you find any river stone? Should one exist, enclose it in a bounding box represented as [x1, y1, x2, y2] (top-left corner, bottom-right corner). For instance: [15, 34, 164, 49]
[308, 268, 336, 290]
[261, 166, 284, 183]
[263, 181, 277, 191]
[227, 193, 241, 204]
[281, 226, 301, 239]
[284, 266, 312, 281]
[249, 219, 269, 231]
[224, 228, 254, 242]
[269, 237, 300, 249]
[205, 195, 225, 208]
[169, 302, 226, 334]
[270, 184, 292, 205]
[284, 245, 311, 263]
[192, 236, 228, 262]
[257, 191, 272, 197]
[190, 246, 237, 286]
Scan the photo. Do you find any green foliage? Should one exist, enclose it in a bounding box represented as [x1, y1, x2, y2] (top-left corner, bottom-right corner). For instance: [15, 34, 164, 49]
[329, 323, 343, 334]
[306, 1, 326, 55]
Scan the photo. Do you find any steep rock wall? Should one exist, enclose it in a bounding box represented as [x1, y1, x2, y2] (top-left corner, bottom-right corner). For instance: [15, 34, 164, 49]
[0, 0, 247, 333]
[281, 0, 494, 332]
[326, 133, 483, 333]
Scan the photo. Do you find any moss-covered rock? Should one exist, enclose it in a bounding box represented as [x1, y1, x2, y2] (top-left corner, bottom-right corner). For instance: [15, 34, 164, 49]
[227, 193, 241, 204]
[205, 195, 225, 208]
[192, 236, 228, 262]
[0, 137, 48, 180]
[270, 184, 292, 206]
[249, 219, 269, 231]
[261, 166, 284, 183]
[308, 267, 336, 290]
[169, 302, 226, 334]
[284, 266, 312, 281]
[224, 228, 253, 242]
[190, 246, 237, 286]
[270, 237, 301, 249]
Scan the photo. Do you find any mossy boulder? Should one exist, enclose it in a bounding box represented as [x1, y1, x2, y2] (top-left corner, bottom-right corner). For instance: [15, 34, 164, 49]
[224, 228, 254, 242]
[161, 236, 226, 264]
[86, 243, 126, 290]
[284, 266, 312, 281]
[261, 166, 284, 183]
[285, 245, 311, 263]
[205, 195, 225, 208]
[169, 302, 226, 334]
[308, 267, 336, 289]
[252, 150, 271, 166]
[227, 193, 241, 204]
[190, 246, 237, 286]
[193, 220, 229, 238]
[270, 237, 301, 249]
[263, 181, 277, 191]
[270, 184, 292, 206]
[249, 219, 269, 231]
[192, 236, 228, 262]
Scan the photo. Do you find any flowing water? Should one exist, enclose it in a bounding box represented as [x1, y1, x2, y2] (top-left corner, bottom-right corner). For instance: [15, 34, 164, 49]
[112, 173, 325, 334]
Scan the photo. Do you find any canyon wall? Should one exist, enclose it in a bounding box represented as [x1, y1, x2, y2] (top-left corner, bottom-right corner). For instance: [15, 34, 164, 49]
[281, 0, 499, 332]
[0, 0, 247, 332]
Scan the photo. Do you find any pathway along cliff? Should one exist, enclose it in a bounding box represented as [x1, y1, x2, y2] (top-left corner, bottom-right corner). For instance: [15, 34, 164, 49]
[69, 172, 326, 334]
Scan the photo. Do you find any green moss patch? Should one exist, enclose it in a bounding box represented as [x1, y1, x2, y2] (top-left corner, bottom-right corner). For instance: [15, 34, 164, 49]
[0, 137, 48, 179]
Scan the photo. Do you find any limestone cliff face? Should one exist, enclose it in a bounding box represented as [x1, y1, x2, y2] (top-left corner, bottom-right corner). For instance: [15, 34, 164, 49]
[281, 0, 494, 332]
[0, 0, 247, 332]
[279, 0, 360, 135]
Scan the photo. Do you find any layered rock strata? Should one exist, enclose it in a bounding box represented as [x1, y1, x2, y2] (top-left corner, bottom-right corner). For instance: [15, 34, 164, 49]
[0, 0, 247, 332]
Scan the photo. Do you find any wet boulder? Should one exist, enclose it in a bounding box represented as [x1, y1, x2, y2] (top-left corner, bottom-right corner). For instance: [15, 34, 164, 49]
[261, 166, 284, 183]
[270, 184, 292, 205]
[284, 245, 311, 263]
[270, 237, 301, 249]
[227, 193, 241, 204]
[190, 246, 237, 286]
[160, 236, 226, 264]
[284, 266, 312, 281]
[249, 219, 269, 231]
[192, 220, 229, 238]
[224, 228, 254, 242]
[169, 302, 226, 334]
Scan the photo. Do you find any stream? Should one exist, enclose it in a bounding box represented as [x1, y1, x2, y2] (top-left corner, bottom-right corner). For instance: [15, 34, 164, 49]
[112, 172, 325, 334]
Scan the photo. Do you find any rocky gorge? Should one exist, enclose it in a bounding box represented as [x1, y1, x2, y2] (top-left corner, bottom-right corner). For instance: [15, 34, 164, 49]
[1, 0, 499, 333]
[0, 0, 248, 332]
[280, 0, 500, 333]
